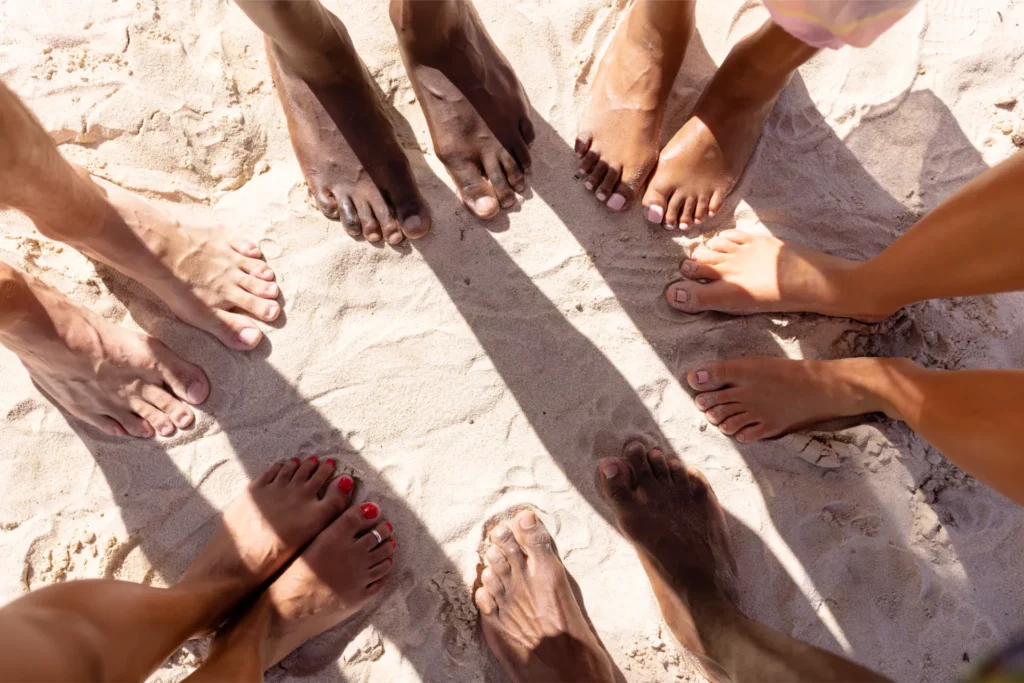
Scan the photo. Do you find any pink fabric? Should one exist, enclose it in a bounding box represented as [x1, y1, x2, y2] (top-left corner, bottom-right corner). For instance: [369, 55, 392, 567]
[763, 0, 919, 49]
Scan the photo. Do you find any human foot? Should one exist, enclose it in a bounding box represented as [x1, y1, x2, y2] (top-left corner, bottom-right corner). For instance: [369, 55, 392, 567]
[663, 230, 887, 320]
[598, 442, 737, 670]
[575, 0, 692, 213]
[686, 357, 906, 443]
[212, 496, 396, 670]
[392, 0, 533, 219]
[179, 458, 354, 606]
[42, 175, 281, 351]
[642, 22, 817, 229]
[0, 264, 208, 438]
[264, 13, 430, 244]
[474, 510, 616, 683]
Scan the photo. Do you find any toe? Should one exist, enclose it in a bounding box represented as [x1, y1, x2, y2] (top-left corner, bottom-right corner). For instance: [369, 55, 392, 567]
[394, 198, 431, 240]
[113, 410, 155, 438]
[709, 190, 726, 217]
[499, 149, 526, 193]
[276, 457, 302, 482]
[129, 397, 175, 437]
[322, 472, 356, 510]
[141, 384, 194, 430]
[481, 566, 505, 599]
[150, 342, 208, 406]
[509, 135, 531, 171]
[679, 195, 697, 230]
[312, 186, 341, 220]
[595, 166, 620, 204]
[694, 194, 711, 224]
[355, 199, 383, 242]
[237, 257, 275, 282]
[736, 424, 768, 443]
[229, 288, 280, 323]
[237, 273, 280, 300]
[489, 522, 526, 573]
[214, 310, 264, 349]
[474, 585, 498, 616]
[720, 413, 758, 436]
[510, 510, 555, 557]
[295, 456, 319, 481]
[258, 462, 285, 485]
[485, 543, 512, 579]
[306, 457, 335, 491]
[367, 529, 397, 566]
[686, 362, 735, 391]
[597, 457, 634, 503]
[93, 415, 127, 438]
[574, 131, 593, 157]
[642, 186, 669, 226]
[229, 236, 262, 260]
[720, 229, 752, 245]
[690, 244, 728, 265]
[338, 195, 362, 237]
[483, 153, 516, 209]
[705, 403, 745, 426]
[584, 160, 608, 194]
[368, 195, 404, 246]
[623, 440, 653, 481]
[664, 192, 685, 230]
[664, 280, 700, 313]
[647, 448, 671, 480]
[450, 159, 500, 220]
[680, 259, 721, 281]
[577, 150, 598, 177]
[706, 235, 741, 253]
[694, 388, 742, 412]
[365, 554, 394, 584]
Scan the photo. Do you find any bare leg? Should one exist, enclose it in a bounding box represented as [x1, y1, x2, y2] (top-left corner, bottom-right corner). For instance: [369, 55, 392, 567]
[598, 442, 890, 683]
[187, 498, 396, 681]
[0, 459, 354, 682]
[473, 510, 616, 683]
[643, 21, 818, 229]
[390, 0, 535, 219]
[687, 357, 1024, 504]
[0, 80, 280, 350]
[666, 149, 1024, 317]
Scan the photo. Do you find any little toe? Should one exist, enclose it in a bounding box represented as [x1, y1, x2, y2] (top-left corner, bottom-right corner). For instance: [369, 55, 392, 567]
[509, 136, 532, 172]
[141, 384, 194, 430]
[474, 585, 498, 615]
[720, 229, 752, 245]
[520, 116, 536, 145]
[499, 149, 526, 193]
[574, 131, 593, 158]
[258, 462, 286, 486]
[365, 554, 394, 584]
[597, 457, 635, 503]
[736, 424, 768, 444]
[686, 362, 734, 391]
[680, 259, 721, 281]
[690, 244, 728, 265]
[113, 410, 155, 439]
[229, 236, 262, 260]
[129, 397, 176, 437]
[706, 235, 741, 253]
[366, 531, 396, 566]
[481, 566, 506, 599]
[595, 166, 620, 204]
[483, 153, 516, 209]
[720, 413, 758, 436]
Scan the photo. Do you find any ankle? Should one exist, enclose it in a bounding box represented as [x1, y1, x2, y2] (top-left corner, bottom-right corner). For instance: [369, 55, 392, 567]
[390, 0, 461, 52]
[716, 21, 817, 100]
[0, 265, 35, 334]
[209, 596, 274, 668]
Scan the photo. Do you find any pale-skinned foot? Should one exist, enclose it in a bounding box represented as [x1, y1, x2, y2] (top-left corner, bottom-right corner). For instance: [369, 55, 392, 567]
[663, 230, 888, 320]
[42, 175, 281, 351]
[685, 357, 907, 443]
[597, 442, 738, 675]
[392, 0, 533, 219]
[180, 458, 354, 597]
[575, 0, 692, 213]
[0, 265, 208, 438]
[263, 10, 431, 244]
[474, 510, 616, 683]
[208, 495, 396, 670]
[642, 22, 817, 229]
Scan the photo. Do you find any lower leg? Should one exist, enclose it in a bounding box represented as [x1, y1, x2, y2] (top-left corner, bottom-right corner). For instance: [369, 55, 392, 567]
[184, 599, 268, 683]
[598, 442, 889, 683]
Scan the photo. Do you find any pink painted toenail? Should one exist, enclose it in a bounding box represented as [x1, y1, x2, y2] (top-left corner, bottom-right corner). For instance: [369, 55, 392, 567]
[647, 205, 664, 223]
[607, 193, 626, 211]
[601, 462, 620, 479]
[186, 382, 206, 404]
[679, 223, 689, 230]
[361, 502, 380, 520]
[584, 181, 594, 191]
[238, 328, 261, 346]
[674, 288, 689, 304]
[596, 191, 607, 202]
[695, 219, 703, 225]
[338, 476, 354, 494]
[709, 210, 716, 218]
[695, 370, 710, 384]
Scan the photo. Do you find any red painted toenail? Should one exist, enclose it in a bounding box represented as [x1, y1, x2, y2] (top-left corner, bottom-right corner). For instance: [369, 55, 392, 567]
[308, 456, 318, 463]
[387, 557, 393, 565]
[385, 522, 393, 533]
[361, 502, 379, 520]
[326, 459, 335, 468]
[338, 476, 354, 494]
[390, 539, 397, 549]
[290, 458, 301, 465]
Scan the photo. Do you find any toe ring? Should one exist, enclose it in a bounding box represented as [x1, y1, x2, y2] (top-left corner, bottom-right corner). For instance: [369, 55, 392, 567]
[371, 529, 383, 545]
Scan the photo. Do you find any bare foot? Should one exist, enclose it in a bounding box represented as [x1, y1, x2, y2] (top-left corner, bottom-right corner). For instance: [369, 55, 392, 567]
[180, 458, 354, 598]
[663, 230, 887, 320]
[392, 0, 533, 219]
[205, 495, 396, 671]
[49, 176, 281, 351]
[263, 11, 431, 245]
[685, 357, 904, 443]
[0, 265, 208, 438]
[597, 442, 737, 677]
[575, 0, 692, 213]
[474, 510, 616, 683]
[642, 22, 817, 229]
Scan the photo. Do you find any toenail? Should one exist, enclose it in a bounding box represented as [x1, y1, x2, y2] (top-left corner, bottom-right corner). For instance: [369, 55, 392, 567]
[385, 522, 393, 533]
[474, 197, 498, 215]
[403, 215, 422, 234]
[695, 370, 710, 384]
[238, 328, 261, 346]
[596, 191, 607, 201]
[682, 261, 697, 275]
[679, 223, 689, 230]
[518, 511, 537, 529]
[390, 539, 397, 549]
[494, 524, 512, 540]
[584, 181, 593, 190]
[361, 502, 380, 519]
[388, 233, 404, 245]
[326, 459, 336, 468]
[709, 210, 716, 218]
[266, 283, 279, 297]
[174, 413, 192, 427]
[607, 193, 626, 211]
[186, 382, 206, 404]
[291, 458, 301, 465]
[266, 303, 279, 319]
[387, 557, 393, 566]
[338, 475, 354, 494]
[674, 288, 689, 304]
[487, 546, 503, 561]
[601, 462, 620, 479]
[367, 232, 382, 242]
[308, 456, 318, 464]
[695, 218, 703, 225]
[159, 424, 174, 436]
[647, 205, 664, 223]
[737, 433, 747, 443]
[696, 395, 707, 409]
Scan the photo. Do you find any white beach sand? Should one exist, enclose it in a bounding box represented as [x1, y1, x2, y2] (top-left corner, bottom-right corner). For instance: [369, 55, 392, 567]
[1, 0, 1024, 680]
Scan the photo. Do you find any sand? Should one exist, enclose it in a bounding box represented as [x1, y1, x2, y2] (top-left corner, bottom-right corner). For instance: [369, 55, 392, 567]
[1, 0, 1024, 681]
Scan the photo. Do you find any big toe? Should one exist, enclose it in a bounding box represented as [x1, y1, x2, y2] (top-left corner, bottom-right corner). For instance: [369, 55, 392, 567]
[509, 509, 556, 561]
[396, 201, 431, 240]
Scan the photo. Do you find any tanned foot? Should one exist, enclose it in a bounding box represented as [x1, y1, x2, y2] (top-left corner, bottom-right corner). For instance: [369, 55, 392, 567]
[0, 265, 208, 438]
[642, 22, 817, 229]
[663, 230, 888, 320]
[474, 510, 616, 683]
[208, 495, 396, 670]
[180, 458, 353, 605]
[264, 13, 431, 244]
[575, 0, 692, 213]
[392, 0, 534, 219]
[597, 442, 737, 679]
[47, 175, 281, 351]
[685, 357, 904, 443]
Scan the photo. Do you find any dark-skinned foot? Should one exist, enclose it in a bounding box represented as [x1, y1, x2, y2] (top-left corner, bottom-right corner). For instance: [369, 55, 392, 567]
[575, 0, 693, 213]
[598, 442, 737, 677]
[474, 510, 616, 683]
[263, 8, 430, 244]
[392, 0, 533, 219]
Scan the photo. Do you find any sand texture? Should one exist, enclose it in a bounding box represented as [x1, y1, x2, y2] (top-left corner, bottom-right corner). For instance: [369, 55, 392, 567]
[2, 0, 1024, 681]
